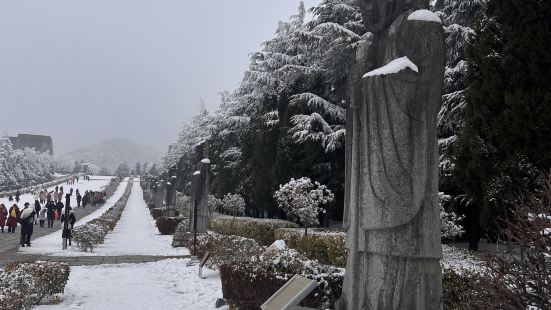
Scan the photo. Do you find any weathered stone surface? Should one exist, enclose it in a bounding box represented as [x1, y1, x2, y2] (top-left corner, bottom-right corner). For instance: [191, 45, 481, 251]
[338, 1, 445, 309]
[191, 141, 210, 234]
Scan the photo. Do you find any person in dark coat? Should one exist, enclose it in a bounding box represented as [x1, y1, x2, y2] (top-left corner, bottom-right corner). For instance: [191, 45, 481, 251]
[60, 186, 64, 193]
[8, 195, 13, 202]
[76, 192, 82, 207]
[34, 200, 41, 225]
[61, 207, 77, 229]
[0, 204, 7, 233]
[15, 190, 21, 203]
[55, 201, 64, 221]
[6, 204, 19, 233]
[46, 200, 55, 228]
[19, 203, 35, 247]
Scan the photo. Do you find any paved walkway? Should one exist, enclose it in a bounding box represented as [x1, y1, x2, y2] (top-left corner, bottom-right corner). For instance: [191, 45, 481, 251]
[0, 177, 121, 254]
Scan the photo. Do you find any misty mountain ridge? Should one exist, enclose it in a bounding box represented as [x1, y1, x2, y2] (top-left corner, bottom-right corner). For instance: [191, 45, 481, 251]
[65, 138, 160, 172]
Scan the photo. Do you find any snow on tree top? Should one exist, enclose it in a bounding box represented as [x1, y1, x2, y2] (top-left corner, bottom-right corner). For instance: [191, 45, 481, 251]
[193, 171, 200, 176]
[200, 158, 210, 164]
[363, 56, 418, 78]
[407, 9, 442, 23]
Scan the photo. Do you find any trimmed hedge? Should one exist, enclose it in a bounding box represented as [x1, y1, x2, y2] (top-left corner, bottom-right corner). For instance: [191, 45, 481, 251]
[210, 216, 298, 246]
[155, 216, 182, 235]
[0, 261, 70, 309]
[73, 179, 133, 252]
[274, 228, 347, 267]
[220, 248, 343, 309]
[185, 234, 263, 268]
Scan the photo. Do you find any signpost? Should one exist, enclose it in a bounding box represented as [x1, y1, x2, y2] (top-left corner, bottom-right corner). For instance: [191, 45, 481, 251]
[198, 251, 211, 279]
[62, 193, 71, 250]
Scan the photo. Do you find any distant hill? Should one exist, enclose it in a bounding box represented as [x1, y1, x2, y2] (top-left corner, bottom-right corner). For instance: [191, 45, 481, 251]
[65, 138, 160, 173]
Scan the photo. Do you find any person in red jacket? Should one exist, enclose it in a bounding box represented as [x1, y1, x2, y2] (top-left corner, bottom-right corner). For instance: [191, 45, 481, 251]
[0, 204, 7, 233]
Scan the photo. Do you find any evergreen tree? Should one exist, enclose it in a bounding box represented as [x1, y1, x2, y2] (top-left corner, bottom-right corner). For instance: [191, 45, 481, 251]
[135, 162, 142, 176]
[455, 0, 551, 249]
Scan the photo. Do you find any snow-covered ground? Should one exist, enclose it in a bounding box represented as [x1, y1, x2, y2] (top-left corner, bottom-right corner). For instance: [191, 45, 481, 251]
[20, 178, 189, 257]
[36, 259, 222, 310]
[0, 176, 112, 211]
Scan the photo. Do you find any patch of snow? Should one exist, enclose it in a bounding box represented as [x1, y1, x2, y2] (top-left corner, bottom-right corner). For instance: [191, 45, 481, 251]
[35, 259, 221, 310]
[193, 170, 201, 176]
[407, 9, 442, 23]
[363, 57, 418, 78]
[441, 245, 484, 274]
[201, 158, 211, 164]
[270, 240, 287, 250]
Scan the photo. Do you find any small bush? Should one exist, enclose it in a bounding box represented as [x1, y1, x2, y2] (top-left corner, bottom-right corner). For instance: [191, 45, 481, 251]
[150, 208, 163, 220]
[220, 248, 343, 309]
[274, 228, 347, 267]
[211, 216, 298, 246]
[72, 223, 107, 252]
[1, 261, 70, 309]
[155, 216, 181, 235]
[186, 234, 263, 268]
[442, 268, 483, 309]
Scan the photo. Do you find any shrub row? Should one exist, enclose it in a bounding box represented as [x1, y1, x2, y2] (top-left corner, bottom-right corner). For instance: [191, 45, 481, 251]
[186, 234, 263, 268]
[155, 216, 182, 235]
[210, 216, 298, 246]
[220, 247, 343, 309]
[274, 228, 347, 267]
[0, 261, 70, 310]
[73, 179, 133, 252]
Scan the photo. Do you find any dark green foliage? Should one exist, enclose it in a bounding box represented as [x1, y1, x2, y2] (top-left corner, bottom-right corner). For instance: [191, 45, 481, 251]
[155, 216, 182, 235]
[455, 0, 551, 242]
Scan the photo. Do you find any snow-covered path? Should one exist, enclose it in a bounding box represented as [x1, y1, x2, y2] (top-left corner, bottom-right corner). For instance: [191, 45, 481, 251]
[19, 178, 130, 256]
[90, 180, 189, 256]
[20, 178, 188, 256]
[35, 259, 222, 310]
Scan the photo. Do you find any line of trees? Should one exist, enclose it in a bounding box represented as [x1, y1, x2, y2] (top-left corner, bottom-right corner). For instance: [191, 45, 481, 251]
[0, 135, 55, 189]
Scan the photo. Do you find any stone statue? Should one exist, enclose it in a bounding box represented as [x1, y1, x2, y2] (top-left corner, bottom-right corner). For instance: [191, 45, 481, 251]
[338, 0, 445, 309]
[191, 141, 210, 234]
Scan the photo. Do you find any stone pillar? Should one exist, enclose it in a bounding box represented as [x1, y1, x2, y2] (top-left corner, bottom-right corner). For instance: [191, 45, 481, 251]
[191, 141, 210, 234]
[166, 165, 178, 217]
[337, 1, 445, 309]
[155, 179, 165, 209]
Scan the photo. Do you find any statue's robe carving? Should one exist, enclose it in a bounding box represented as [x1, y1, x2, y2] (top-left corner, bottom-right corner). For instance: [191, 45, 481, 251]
[338, 7, 445, 310]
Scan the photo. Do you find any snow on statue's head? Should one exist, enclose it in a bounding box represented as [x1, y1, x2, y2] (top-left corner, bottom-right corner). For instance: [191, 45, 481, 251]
[359, 0, 430, 33]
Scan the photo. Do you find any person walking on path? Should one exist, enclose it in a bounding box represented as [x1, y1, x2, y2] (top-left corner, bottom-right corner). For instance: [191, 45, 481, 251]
[33, 200, 41, 224]
[56, 201, 64, 221]
[46, 200, 55, 228]
[19, 203, 35, 247]
[61, 206, 77, 229]
[15, 190, 20, 203]
[38, 207, 47, 227]
[76, 192, 82, 208]
[6, 204, 19, 233]
[0, 204, 7, 233]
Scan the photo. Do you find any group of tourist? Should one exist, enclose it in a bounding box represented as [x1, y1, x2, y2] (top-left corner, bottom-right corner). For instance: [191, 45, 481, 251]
[0, 177, 105, 247]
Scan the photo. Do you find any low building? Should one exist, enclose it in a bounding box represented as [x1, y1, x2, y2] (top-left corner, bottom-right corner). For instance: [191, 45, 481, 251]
[9, 134, 54, 155]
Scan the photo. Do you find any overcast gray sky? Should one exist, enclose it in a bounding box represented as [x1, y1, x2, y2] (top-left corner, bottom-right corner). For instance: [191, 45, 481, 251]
[0, 0, 320, 155]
